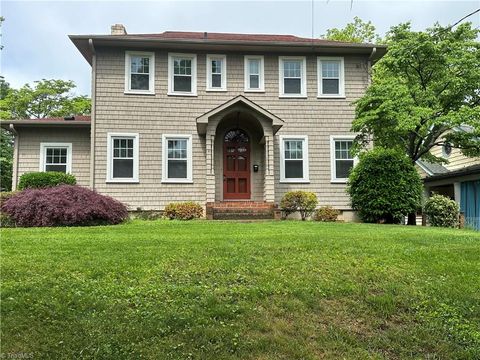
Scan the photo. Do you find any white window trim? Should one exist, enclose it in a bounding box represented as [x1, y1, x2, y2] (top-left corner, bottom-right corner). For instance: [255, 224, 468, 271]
[124, 51, 155, 95]
[330, 135, 358, 183]
[106, 133, 139, 183]
[317, 57, 345, 98]
[39, 142, 72, 173]
[278, 56, 307, 98]
[206, 54, 227, 91]
[244, 55, 265, 92]
[279, 135, 310, 183]
[168, 53, 197, 96]
[161, 134, 193, 183]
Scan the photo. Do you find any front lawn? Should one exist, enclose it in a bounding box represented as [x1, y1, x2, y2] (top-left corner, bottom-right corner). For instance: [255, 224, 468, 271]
[1, 221, 479, 359]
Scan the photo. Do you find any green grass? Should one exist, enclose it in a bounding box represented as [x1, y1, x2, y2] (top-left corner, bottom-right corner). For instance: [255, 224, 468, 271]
[1, 221, 480, 359]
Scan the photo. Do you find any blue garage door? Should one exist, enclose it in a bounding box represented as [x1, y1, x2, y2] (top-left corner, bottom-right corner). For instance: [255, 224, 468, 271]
[461, 180, 480, 230]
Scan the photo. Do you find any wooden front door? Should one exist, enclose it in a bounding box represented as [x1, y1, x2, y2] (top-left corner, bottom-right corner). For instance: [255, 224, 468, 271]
[223, 129, 251, 199]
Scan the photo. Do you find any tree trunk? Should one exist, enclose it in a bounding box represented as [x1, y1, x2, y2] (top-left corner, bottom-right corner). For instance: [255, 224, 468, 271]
[407, 212, 417, 225]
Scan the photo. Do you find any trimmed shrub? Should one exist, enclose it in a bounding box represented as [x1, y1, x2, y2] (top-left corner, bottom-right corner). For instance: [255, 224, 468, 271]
[164, 202, 203, 220]
[0, 191, 17, 227]
[280, 191, 318, 220]
[313, 206, 340, 222]
[347, 148, 423, 224]
[424, 194, 460, 228]
[1, 185, 128, 227]
[18, 171, 76, 190]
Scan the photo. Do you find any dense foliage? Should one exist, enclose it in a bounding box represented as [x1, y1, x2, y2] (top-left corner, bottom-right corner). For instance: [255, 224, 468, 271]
[1, 185, 128, 227]
[18, 171, 76, 190]
[164, 202, 203, 220]
[352, 23, 480, 163]
[424, 194, 460, 228]
[280, 191, 318, 220]
[0, 79, 91, 119]
[347, 148, 423, 223]
[322, 16, 382, 43]
[313, 206, 340, 222]
[0, 129, 13, 191]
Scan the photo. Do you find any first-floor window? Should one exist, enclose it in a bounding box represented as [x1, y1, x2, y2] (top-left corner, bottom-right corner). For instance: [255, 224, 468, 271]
[107, 133, 139, 182]
[40, 143, 72, 173]
[280, 135, 309, 182]
[331, 136, 356, 182]
[162, 134, 192, 182]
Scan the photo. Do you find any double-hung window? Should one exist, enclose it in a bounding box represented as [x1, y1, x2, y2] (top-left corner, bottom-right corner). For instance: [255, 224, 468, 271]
[168, 53, 197, 96]
[244, 56, 264, 91]
[125, 51, 155, 94]
[330, 136, 356, 182]
[206, 54, 227, 91]
[279, 57, 306, 97]
[40, 143, 72, 173]
[318, 57, 345, 97]
[280, 135, 309, 183]
[107, 133, 139, 182]
[162, 135, 193, 183]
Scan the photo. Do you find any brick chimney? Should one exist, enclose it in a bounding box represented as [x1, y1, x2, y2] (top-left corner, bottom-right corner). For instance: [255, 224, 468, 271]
[111, 24, 127, 35]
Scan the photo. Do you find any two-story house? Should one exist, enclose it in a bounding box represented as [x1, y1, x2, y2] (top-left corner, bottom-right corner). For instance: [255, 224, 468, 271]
[3, 24, 386, 220]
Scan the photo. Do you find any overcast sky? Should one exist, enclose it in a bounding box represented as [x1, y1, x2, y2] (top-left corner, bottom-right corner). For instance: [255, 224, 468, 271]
[2, 0, 479, 96]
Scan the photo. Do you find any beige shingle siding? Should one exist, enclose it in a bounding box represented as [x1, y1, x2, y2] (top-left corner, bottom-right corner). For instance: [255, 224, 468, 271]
[16, 128, 90, 188]
[430, 145, 480, 171]
[94, 47, 369, 210]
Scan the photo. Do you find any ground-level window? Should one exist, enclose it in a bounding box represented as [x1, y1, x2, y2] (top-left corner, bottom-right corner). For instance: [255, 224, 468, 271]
[162, 134, 193, 183]
[168, 53, 197, 96]
[330, 135, 357, 182]
[244, 55, 264, 91]
[107, 133, 139, 182]
[40, 143, 72, 173]
[125, 51, 155, 94]
[280, 135, 309, 183]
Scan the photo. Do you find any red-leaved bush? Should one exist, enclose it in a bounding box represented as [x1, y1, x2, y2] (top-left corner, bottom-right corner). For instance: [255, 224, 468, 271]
[1, 185, 128, 227]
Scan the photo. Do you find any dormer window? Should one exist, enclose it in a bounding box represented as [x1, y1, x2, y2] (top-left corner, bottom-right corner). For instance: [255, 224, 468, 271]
[206, 54, 227, 91]
[279, 56, 307, 97]
[125, 51, 155, 94]
[168, 53, 197, 96]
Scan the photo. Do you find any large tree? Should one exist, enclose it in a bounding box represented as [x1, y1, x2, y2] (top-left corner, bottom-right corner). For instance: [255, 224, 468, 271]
[352, 22, 480, 164]
[322, 16, 382, 44]
[0, 79, 90, 120]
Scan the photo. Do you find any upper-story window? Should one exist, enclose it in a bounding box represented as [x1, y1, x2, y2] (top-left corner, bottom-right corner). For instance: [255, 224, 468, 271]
[168, 53, 197, 96]
[244, 55, 264, 92]
[206, 54, 227, 91]
[318, 57, 345, 97]
[125, 51, 155, 94]
[279, 56, 307, 98]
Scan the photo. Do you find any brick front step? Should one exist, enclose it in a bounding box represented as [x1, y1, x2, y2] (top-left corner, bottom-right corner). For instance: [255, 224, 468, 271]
[206, 202, 276, 220]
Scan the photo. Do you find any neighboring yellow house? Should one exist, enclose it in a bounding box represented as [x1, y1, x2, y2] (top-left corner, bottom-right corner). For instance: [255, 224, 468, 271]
[416, 129, 480, 230]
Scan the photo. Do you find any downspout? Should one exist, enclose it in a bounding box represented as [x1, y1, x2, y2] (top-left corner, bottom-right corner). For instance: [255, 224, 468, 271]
[9, 124, 19, 191]
[367, 47, 377, 85]
[88, 39, 96, 190]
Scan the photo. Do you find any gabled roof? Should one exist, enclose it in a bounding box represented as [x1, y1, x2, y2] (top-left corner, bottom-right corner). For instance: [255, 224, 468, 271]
[196, 95, 284, 135]
[416, 159, 449, 176]
[423, 164, 480, 182]
[70, 30, 386, 65]
[1, 116, 91, 129]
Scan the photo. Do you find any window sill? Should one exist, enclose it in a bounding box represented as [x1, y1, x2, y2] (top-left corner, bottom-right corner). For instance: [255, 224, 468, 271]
[106, 179, 139, 184]
[124, 90, 155, 96]
[279, 95, 307, 99]
[317, 95, 346, 99]
[330, 179, 348, 184]
[206, 89, 227, 92]
[161, 179, 193, 184]
[167, 92, 197, 97]
[280, 179, 310, 184]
